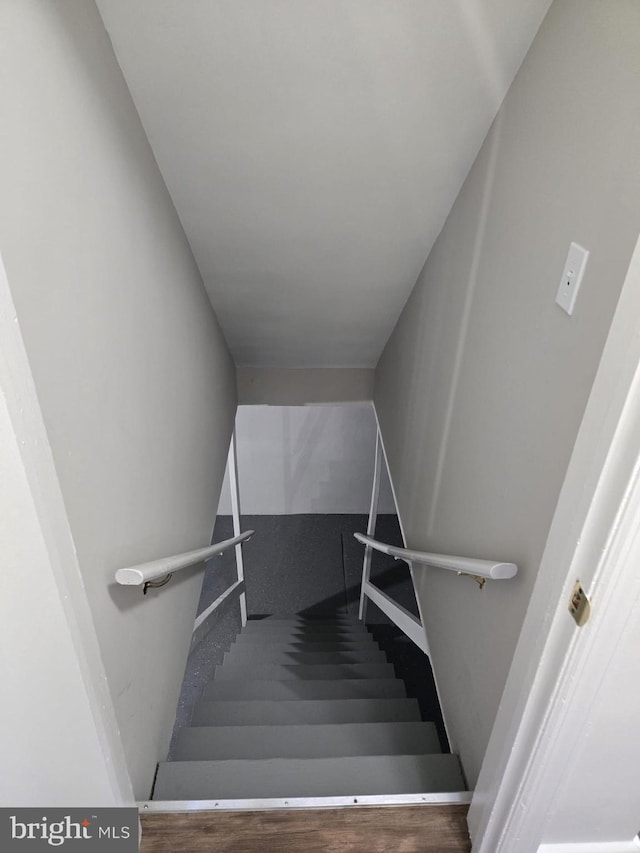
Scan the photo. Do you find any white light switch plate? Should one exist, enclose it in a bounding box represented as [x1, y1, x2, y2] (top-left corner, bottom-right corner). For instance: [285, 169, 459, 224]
[556, 242, 589, 315]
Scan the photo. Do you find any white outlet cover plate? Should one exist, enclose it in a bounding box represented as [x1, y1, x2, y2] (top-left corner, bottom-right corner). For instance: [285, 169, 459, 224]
[556, 242, 589, 315]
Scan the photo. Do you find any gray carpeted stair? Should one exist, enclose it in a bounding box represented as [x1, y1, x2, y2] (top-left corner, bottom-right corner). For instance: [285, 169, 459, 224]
[202, 677, 406, 701]
[153, 615, 465, 802]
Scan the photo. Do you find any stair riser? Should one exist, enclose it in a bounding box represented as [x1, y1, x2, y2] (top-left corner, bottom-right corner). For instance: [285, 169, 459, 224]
[248, 617, 359, 624]
[233, 637, 377, 648]
[192, 698, 421, 726]
[172, 722, 441, 761]
[244, 624, 371, 637]
[215, 663, 394, 681]
[235, 635, 373, 647]
[246, 618, 365, 625]
[153, 755, 465, 800]
[224, 650, 386, 665]
[202, 679, 406, 702]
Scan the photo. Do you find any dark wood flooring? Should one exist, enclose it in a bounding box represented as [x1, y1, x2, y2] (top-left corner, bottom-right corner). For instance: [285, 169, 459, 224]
[140, 804, 471, 852]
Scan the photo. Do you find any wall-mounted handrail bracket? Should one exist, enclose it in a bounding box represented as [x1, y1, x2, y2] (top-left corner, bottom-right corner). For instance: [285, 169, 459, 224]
[143, 573, 173, 595]
[457, 571, 487, 590]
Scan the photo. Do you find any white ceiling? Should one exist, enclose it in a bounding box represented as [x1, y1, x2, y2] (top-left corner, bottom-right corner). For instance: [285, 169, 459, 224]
[96, 0, 551, 367]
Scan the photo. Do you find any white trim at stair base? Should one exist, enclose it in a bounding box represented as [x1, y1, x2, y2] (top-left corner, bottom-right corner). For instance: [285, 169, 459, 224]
[139, 791, 472, 813]
[362, 580, 429, 656]
[358, 431, 383, 622]
[538, 842, 640, 853]
[370, 404, 408, 548]
[190, 579, 245, 651]
[371, 404, 454, 761]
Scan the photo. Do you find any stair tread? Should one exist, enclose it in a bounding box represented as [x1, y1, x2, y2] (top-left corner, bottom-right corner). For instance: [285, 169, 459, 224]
[243, 622, 371, 637]
[216, 663, 394, 681]
[153, 754, 465, 800]
[203, 678, 406, 701]
[252, 616, 358, 623]
[192, 697, 421, 726]
[233, 636, 378, 648]
[246, 617, 363, 623]
[172, 722, 441, 760]
[224, 648, 386, 665]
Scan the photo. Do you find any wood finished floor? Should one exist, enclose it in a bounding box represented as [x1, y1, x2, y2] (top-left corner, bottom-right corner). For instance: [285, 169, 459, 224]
[140, 804, 471, 852]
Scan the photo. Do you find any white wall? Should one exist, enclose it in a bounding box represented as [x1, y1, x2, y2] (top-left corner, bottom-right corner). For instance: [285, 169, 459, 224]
[237, 367, 375, 405]
[218, 404, 395, 515]
[0, 388, 121, 807]
[374, 0, 640, 785]
[0, 0, 236, 799]
[0, 259, 131, 807]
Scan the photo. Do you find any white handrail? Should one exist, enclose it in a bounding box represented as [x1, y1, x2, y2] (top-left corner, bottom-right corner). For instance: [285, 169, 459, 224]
[115, 531, 255, 586]
[354, 533, 517, 580]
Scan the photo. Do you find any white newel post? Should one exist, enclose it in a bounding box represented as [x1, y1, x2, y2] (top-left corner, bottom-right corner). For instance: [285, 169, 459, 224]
[228, 431, 247, 626]
[359, 430, 383, 621]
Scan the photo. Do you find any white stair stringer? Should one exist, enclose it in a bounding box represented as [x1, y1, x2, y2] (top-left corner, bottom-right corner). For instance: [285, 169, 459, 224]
[148, 615, 469, 810]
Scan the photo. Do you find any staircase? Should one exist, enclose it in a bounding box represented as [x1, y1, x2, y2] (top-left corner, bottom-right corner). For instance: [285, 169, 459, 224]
[152, 614, 466, 803]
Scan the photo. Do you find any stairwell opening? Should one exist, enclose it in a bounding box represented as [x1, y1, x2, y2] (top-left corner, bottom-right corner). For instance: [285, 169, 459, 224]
[161, 402, 458, 804]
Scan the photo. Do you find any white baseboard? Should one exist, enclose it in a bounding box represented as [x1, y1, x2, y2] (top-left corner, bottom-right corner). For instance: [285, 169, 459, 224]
[538, 841, 640, 853]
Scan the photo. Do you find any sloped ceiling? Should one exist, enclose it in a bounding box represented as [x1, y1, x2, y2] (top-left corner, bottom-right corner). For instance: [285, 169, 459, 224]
[96, 0, 552, 367]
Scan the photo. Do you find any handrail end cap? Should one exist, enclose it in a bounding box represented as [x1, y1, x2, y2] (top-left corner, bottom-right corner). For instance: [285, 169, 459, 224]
[115, 568, 145, 586]
[490, 562, 518, 579]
